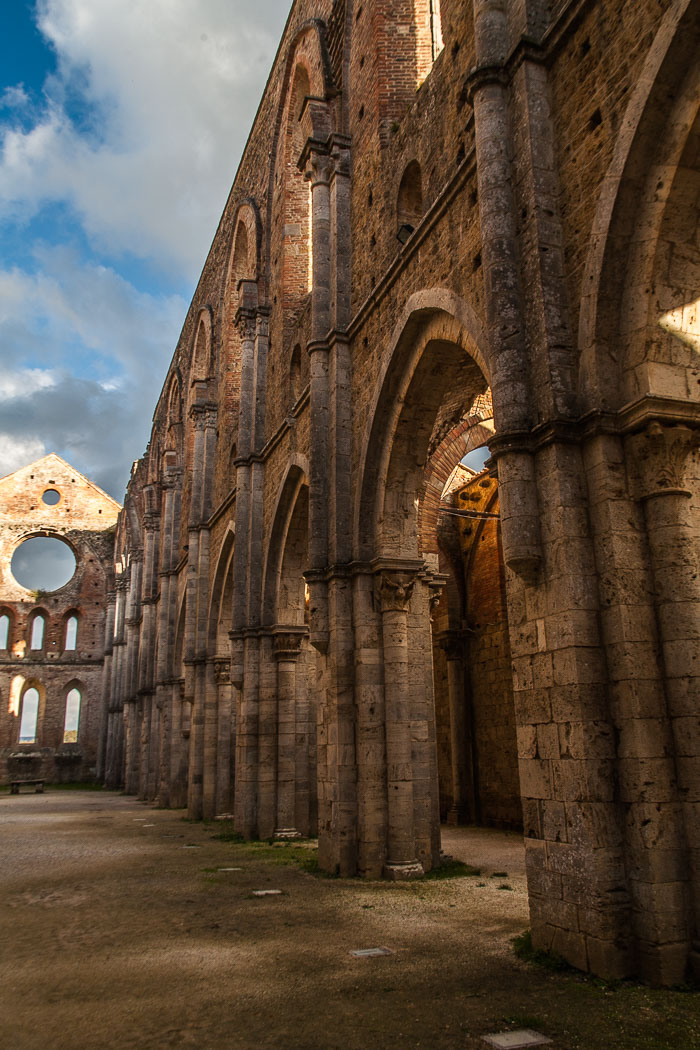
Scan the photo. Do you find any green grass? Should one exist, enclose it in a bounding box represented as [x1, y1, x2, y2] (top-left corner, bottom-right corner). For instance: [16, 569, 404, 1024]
[422, 859, 481, 880]
[512, 930, 574, 973]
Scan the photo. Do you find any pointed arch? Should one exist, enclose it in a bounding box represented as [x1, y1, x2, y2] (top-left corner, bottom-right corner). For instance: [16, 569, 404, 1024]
[208, 525, 236, 652]
[355, 290, 490, 560]
[578, 0, 700, 410]
[262, 456, 310, 626]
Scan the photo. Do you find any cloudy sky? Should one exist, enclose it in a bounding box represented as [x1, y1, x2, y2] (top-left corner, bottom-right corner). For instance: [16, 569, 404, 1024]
[0, 0, 291, 501]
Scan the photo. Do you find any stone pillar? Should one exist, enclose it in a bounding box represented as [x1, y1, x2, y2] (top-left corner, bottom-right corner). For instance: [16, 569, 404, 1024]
[214, 657, 233, 815]
[186, 394, 217, 819]
[304, 144, 333, 654]
[375, 570, 424, 879]
[273, 630, 305, 839]
[97, 590, 116, 782]
[627, 421, 700, 978]
[156, 462, 181, 806]
[230, 304, 260, 838]
[468, 0, 541, 577]
[233, 631, 260, 839]
[169, 679, 188, 809]
[439, 630, 477, 825]
[353, 568, 388, 877]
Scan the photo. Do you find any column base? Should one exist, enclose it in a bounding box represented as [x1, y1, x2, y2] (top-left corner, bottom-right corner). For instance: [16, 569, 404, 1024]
[274, 827, 302, 840]
[689, 945, 700, 983]
[383, 860, 424, 881]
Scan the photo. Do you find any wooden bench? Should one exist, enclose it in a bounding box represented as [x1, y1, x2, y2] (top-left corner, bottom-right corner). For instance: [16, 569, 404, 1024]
[9, 779, 45, 795]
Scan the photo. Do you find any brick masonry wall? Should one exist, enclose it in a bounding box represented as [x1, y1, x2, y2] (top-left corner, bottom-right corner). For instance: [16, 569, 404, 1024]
[0, 454, 119, 783]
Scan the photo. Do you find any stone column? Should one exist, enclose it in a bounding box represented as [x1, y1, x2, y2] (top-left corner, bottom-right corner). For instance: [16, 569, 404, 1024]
[273, 630, 305, 839]
[214, 657, 233, 815]
[375, 570, 424, 879]
[439, 629, 477, 825]
[353, 568, 388, 877]
[304, 144, 333, 654]
[230, 305, 259, 837]
[169, 679, 188, 809]
[627, 421, 700, 977]
[156, 462, 181, 806]
[97, 590, 116, 782]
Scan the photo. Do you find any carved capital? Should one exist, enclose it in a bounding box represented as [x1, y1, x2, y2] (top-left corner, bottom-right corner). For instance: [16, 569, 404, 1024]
[213, 657, 231, 685]
[303, 147, 332, 187]
[375, 572, 417, 614]
[189, 401, 218, 430]
[273, 629, 305, 661]
[627, 422, 698, 501]
[235, 308, 258, 343]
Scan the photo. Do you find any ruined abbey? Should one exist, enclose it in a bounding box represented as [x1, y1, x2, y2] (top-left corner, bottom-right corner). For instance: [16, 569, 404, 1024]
[2, 0, 699, 987]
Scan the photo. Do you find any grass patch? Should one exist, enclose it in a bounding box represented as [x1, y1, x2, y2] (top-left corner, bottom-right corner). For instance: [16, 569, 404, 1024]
[423, 859, 481, 880]
[512, 930, 574, 973]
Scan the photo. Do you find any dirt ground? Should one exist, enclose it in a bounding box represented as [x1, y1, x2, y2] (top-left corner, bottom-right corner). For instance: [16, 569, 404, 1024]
[1, 790, 698, 1050]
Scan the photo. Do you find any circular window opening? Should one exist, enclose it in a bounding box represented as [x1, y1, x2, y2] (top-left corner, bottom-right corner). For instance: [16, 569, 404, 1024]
[11, 536, 76, 592]
[42, 489, 61, 505]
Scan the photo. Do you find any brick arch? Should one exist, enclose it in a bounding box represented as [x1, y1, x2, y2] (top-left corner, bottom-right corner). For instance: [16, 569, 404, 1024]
[578, 0, 700, 410]
[207, 525, 235, 653]
[261, 457, 309, 626]
[225, 199, 261, 299]
[417, 414, 495, 556]
[355, 290, 490, 560]
[190, 307, 214, 385]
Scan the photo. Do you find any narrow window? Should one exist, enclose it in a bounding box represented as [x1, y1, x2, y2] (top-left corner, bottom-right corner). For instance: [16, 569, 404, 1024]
[63, 688, 81, 743]
[64, 615, 78, 651]
[0, 613, 9, 649]
[19, 687, 40, 743]
[30, 615, 45, 650]
[397, 161, 423, 242]
[290, 344, 302, 405]
[430, 0, 444, 62]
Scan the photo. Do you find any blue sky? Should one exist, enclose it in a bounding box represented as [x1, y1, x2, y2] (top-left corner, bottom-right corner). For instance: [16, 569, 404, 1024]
[0, 0, 291, 500]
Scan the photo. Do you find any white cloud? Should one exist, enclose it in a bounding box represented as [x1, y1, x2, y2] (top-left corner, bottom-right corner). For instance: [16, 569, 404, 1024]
[0, 0, 291, 280]
[0, 368, 57, 400]
[0, 252, 186, 496]
[0, 435, 47, 477]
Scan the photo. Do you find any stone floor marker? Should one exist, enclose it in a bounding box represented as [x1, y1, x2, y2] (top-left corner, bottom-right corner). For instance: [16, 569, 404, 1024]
[349, 947, 394, 958]
[482, 1030, 552, 1048]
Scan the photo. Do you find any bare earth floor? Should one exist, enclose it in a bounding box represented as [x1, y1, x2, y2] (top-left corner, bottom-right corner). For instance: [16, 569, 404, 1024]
[1, 792, 698, 1050]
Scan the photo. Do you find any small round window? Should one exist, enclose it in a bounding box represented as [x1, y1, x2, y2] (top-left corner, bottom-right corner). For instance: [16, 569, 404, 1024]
[11, 536, 76, 592]
[42, 489, 61, 505]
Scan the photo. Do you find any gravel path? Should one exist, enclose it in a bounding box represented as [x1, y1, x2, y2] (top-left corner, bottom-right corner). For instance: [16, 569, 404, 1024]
[1, 791, 697, 1050]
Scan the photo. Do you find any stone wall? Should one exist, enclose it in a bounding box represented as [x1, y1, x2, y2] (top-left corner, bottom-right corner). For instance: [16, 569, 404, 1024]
[0, 454, 119, 784]
[103, 0, 700, 984]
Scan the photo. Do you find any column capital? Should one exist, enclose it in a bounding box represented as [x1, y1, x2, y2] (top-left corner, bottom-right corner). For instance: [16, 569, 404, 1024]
[374, 571, 418, 614]
[302, 143, 333, 187]
[234, 306, 258, 342]
[272, 626, 306, 661]
[212, 656, 231, 685]
[627, 422, 698, 501]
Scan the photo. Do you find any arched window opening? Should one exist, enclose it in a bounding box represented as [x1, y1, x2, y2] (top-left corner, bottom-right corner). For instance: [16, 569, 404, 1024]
[30, 614, 45, 651]
[63, 688, 81, 743]
[397, 161, 423, 242]
[192, 317, 211, 383]
[19, 687, 40, 743]
[0, 612, 10, 649]
[64, 615, 78, 651]
[282, 65, 313, 315]
[290, 344, 302, 404]
[232, 220, 250, 290]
